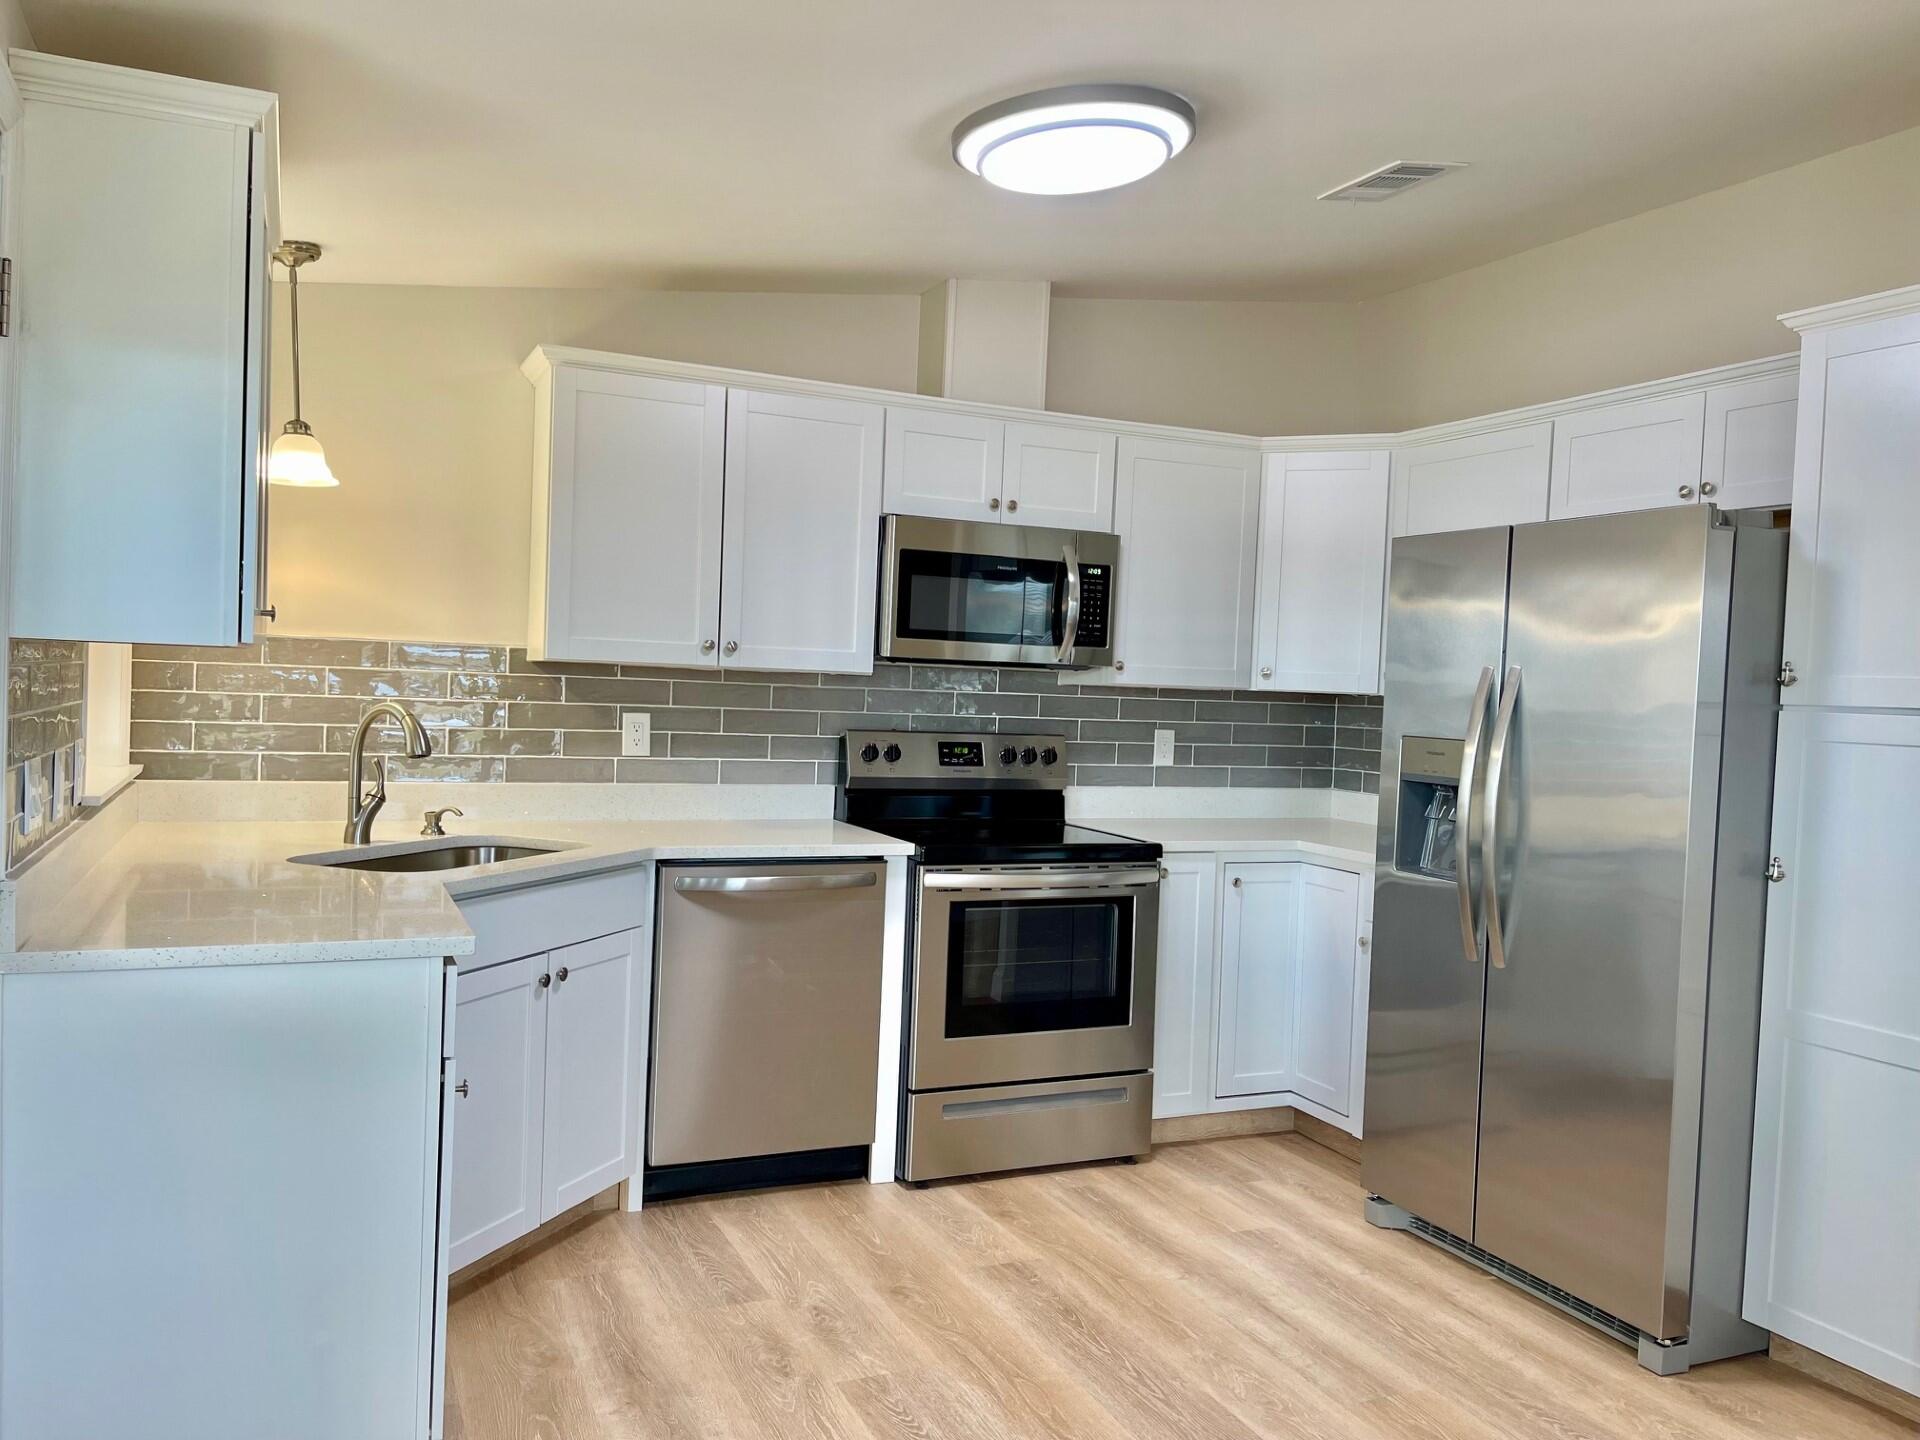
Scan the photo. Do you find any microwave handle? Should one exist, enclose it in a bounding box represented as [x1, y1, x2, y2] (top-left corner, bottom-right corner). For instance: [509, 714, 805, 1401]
[1058, 541, 1083, 664]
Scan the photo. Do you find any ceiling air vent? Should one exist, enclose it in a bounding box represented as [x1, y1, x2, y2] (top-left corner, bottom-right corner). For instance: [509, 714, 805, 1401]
[1318, 160, 1467, 203]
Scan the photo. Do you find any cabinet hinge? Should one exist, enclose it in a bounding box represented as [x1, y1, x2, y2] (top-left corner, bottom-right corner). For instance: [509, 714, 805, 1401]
[0, 258, 12, 339]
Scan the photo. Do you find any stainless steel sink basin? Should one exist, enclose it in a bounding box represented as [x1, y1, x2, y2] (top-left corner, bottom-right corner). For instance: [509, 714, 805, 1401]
[317, 843, 559, 873]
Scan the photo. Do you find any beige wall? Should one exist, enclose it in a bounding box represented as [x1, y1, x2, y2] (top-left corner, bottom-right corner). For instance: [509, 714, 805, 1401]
[267, 286, 919, 643]
[1, 0, 33, 54]
[1046, 298, 1384, 437]
[1366, 123, 1920, 428]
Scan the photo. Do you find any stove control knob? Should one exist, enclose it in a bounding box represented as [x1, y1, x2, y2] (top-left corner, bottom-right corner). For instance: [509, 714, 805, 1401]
[998, 745, 1019, 766]
[858, 743, 880, 764]
[882, 743, 903, 764]
[1020, 746, 1039, 766]
[1039, 746, 1059, 766]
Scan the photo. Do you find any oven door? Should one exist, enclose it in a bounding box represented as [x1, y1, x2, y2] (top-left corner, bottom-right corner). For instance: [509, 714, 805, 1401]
[878, 515, 1116, 669]
[909, 865, 1158, 1091]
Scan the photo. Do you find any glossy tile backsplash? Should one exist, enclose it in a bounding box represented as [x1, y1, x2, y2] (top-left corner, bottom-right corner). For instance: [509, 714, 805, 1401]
[8, 639, 87, 867]
[129, 638, 1383, 792]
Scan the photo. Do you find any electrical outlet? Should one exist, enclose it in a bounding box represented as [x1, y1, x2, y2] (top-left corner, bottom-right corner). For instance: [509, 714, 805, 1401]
[621, 712, 652, 757]
[1153, 728, 1175, 766]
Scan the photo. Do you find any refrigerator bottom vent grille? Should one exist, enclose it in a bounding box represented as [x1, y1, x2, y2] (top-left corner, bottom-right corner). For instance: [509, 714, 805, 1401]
[1406, 1216, 1642, 1346]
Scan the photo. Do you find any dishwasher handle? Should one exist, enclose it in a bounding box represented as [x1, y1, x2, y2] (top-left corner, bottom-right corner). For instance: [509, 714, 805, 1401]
[672, 870, 878, 895]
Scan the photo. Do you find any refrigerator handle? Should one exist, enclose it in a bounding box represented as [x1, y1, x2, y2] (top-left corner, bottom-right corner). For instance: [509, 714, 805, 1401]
[1454, 665, 1496, 966]
[1482, 666, 1522, 970]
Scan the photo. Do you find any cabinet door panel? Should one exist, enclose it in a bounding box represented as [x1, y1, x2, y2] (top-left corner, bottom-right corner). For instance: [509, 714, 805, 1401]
[722, 388, 885, 673]
[1288, 866, 1361, 1114]
[1703, 373, 1796, 511]
[1089, 437, 1260, 689]
[883, 407, 1004, 523]
[1548, 392, 1706, 519]
[1252, 451, 1390, 694]
[1780, 313, 1920, 709]
[1151, 856, 1218, 1119]
[1215, 863, 1300, 1098]
[447, 955, 548, 1272]
[1745, 711, 1920, 1394]
[1390, 423, 1552, 537]
[1002, 422, 1116, 530]
[541, 368, 725, 664]
[542, 929, 643, 1216]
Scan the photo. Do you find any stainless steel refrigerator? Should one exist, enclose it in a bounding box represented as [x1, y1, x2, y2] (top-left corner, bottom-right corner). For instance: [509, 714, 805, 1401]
[1363, 504, 1784, 1375]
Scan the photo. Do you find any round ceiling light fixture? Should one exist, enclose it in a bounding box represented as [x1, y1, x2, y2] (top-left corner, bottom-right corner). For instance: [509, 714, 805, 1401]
[952, 84, 1195, 196]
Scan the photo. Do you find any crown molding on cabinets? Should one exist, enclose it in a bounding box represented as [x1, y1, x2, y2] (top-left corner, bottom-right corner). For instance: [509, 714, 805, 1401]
[1385, 352, 1799, 450]
[523, 345, 1260, 450]
[1779, 282, 1920, 334]
[9, 51, 276, 129]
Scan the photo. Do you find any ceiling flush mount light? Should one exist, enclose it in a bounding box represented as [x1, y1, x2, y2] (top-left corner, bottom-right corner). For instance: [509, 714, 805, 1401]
[952, 84, 1195, 196]
[268, 239, 338, 488]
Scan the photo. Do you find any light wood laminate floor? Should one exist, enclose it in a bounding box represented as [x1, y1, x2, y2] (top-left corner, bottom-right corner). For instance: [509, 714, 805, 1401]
[446, 1134, 1908, 1439]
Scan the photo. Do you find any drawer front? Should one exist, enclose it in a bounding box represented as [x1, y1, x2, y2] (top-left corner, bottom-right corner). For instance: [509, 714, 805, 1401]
[457, 865, 648, 972]
[902, 1072, 1152, 1182]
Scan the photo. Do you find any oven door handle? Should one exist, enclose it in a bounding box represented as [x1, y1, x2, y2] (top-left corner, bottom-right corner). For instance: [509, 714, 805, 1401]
[920, 868, 1160, 892]
[1057, 541, 1083, 666]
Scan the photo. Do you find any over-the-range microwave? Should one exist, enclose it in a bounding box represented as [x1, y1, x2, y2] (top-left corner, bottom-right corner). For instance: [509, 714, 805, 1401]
[877, 514, 1117, 670]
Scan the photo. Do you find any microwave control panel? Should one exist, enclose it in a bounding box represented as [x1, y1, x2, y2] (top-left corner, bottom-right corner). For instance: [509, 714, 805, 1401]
[1074, 564, 1112, 648]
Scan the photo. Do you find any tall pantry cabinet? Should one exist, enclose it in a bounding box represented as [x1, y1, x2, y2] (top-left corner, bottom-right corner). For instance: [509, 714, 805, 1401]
[1744, 284, 1920, 1399]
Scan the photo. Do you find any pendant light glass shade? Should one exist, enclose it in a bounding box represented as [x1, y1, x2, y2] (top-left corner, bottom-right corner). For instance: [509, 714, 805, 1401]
[269, 240, 337, 487]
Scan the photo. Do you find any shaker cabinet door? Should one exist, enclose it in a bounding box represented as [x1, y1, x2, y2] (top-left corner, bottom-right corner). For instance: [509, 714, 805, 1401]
[1287, 865, 1362, 1116]
[1002, 422, 1116, 530]
[447, 954, 549, 1273]
[1215, 863, 1302, 1098]
[1151, 856, 1219, 1119]
[883, 406, 1004, 523]
[1390, 423, 1552, 537]
[1702, 372, 1796, 511]
[1251, 450, 1390, 694]
[1547, 391, 1705, 519]
[541, 929, 644, 1217]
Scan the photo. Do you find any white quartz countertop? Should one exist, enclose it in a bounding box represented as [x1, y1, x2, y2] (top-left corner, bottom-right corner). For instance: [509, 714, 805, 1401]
[1109, 817, 1377, 865]
[4, 818, 911, 975]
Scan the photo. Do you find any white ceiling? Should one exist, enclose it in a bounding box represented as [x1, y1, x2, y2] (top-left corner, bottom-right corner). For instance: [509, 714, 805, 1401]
[21, 0, 1920, 298]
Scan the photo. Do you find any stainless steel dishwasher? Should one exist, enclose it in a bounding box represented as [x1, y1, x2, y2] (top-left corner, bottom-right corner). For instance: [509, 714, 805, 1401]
[647, 861, 887, 1195]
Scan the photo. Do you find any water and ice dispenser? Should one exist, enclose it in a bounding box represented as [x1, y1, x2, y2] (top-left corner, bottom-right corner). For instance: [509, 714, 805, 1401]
[1393, 736, 1465, 880]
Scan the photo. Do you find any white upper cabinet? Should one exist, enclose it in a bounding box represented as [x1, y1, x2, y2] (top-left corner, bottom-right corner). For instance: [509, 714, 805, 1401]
[10, 54, 277, 646]
[1001, 421, 1116, 530]
[529, 366, 726, 666]
[883, 409, 1114, 530]
[721, 388, 884, 674]
[1390, 422, 1553, 537]
[1702, 372, 1797, 510]
[1252, 450, 1390, 695]
[1086, 436, 1261, 689]
[1151, 856, 1219, 1121]
[1548, 392, 1706, 519]
[1779, 295, 1920, 709]
[883, 407, 1003, 523]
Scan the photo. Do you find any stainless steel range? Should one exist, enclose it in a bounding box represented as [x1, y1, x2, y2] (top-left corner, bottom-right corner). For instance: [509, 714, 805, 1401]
[838, 728, 1161, 1183]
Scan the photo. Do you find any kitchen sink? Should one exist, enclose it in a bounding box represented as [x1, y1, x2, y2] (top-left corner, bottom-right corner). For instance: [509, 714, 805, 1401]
[302, 842, 561, 873]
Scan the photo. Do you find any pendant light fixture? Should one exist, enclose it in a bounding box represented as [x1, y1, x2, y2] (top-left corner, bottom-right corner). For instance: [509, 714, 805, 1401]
[952, 84, 1196, 196]
[268, 239, 338, 488]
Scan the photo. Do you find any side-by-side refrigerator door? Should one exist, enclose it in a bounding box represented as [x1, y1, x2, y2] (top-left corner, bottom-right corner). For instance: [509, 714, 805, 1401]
[1472, 506, 1723, 1339]
[1362, 526, 1510, 1239]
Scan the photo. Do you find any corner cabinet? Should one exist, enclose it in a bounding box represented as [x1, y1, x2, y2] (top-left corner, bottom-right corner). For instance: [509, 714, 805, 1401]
[10, 53, 277, 646]
[525, 351, 883, 672]
[1082, 435, 1261, 688]
[1250, 450, 1390, 694]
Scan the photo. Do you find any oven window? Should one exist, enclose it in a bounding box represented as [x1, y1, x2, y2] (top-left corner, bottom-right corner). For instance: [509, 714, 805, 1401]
[895, 549, 1064, 647]
[945, 896, 1133, 1038]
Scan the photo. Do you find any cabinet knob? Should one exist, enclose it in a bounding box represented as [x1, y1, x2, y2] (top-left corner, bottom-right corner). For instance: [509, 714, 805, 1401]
[701, 639, 716, 654]
[1260, 666, 1273, 680]
[1232, 876, 1243, 889]
[1777, 660, 1797, 688]
[723, 641, 739, 656]
[1358, 935, 1370, 950]
[988, 497, 1001, 511]
[1677, 484, 1695, 499]
[1114, 661, 1125, 673]
[1700, 480, 1717, 498]
[555, 965, 570, 983]
[1006, 499, 1018, 513]
[538, 972, 551, 989]
[1766, 856, 1787, 884]
[454, 1080, 470, 1097]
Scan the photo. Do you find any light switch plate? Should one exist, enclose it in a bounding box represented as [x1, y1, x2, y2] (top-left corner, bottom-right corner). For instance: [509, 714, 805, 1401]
[1153, 728, 1175, 766]
[621, 712, 652, 757]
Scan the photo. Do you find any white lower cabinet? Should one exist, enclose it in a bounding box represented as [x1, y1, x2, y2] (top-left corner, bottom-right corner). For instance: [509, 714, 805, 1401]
[1744, 709, 1920, 1397]
[1151, 853, 1367, 1134]
[541, 930, 645, 1213]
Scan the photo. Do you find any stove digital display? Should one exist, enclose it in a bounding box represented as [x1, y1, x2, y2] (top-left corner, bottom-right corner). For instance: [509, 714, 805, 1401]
[937, 741, 984, 767]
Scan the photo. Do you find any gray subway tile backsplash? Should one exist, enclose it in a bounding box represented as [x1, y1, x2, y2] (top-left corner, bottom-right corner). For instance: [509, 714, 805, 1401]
[127, 640, 1385, 789]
